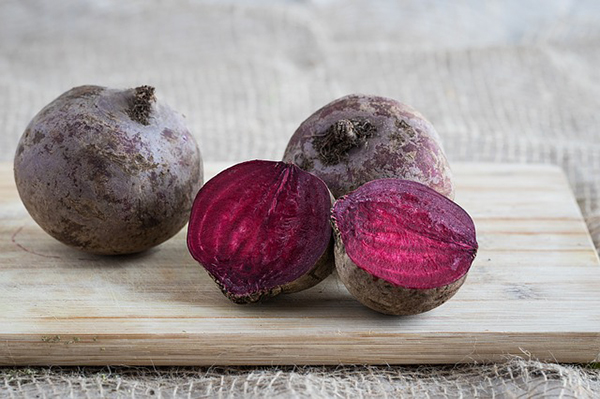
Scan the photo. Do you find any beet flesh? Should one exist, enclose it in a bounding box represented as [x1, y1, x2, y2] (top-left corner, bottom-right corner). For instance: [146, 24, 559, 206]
[283, 94, 454, 199]
[14, 85, 203, 255]
[187, 160, 334, 304]
[332, 179, 478, 315]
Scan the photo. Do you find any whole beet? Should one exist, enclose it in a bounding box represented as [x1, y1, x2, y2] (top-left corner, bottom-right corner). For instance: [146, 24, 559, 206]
[14, 85, 203, 255]
[283, 94, 454, 199]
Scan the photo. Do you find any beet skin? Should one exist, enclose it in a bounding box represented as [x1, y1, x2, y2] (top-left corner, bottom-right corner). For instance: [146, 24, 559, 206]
[187, 160, 334, 304]
[332, 179, 478, 315]
[283, 94, 454, 199]
[14, 85, 203, 255]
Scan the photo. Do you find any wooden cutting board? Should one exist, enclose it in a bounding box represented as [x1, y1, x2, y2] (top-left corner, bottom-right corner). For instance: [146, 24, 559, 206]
[1, 162, 599, 366]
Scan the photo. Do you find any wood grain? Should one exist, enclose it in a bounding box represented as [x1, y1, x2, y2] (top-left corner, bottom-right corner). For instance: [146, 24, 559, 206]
[1, 162, 599, 366]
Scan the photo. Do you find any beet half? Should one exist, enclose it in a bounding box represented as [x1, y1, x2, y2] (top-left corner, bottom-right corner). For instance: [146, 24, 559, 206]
[332, 179, 478, 315]
[283, 94, 454, 199]
[14, 85, 203, 255]
[187, 160, 334, 304]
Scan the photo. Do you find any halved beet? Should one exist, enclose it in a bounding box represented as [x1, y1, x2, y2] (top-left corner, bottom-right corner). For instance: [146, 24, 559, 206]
[332, 179, 478, 315]
[187, 160, 334, 303]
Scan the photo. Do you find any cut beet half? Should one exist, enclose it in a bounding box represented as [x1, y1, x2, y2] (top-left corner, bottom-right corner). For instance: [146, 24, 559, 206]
[187, 160, 334, 304]
[332, 179, 478, 315]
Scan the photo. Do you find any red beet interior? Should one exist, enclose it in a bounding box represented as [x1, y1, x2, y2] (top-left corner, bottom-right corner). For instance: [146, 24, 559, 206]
[187, 160, 332, 297]
[333, 179, 477, 289]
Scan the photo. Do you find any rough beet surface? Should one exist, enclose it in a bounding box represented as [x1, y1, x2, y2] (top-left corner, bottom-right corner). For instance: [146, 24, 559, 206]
[332, 179, 478, 315]
[283, 94, 454, 199]
[14, 85, 203, 255]
[187, 160, 334, 304]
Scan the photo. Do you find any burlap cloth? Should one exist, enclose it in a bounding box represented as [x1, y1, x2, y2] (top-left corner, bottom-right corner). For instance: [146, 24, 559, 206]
[1, 0, 599, 397]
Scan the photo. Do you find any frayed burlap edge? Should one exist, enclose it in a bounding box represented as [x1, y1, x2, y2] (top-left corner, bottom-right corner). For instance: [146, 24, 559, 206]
[1, 357, 599, 398]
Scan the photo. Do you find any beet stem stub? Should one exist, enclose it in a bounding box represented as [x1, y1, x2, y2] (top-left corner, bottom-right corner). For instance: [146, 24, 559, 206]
[187, 160, 334, 304]
[313, 118, 376, 165]
[127, 85, 156, 125]
[332, 179, 478, 315]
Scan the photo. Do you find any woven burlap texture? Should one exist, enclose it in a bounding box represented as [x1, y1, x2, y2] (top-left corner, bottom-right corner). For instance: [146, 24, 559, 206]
[2, 360, 600, 398]
[1, 0, 599, 397]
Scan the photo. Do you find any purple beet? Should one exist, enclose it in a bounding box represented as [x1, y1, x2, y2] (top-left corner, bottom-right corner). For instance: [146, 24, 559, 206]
[14, 85, 203, 255]
[187, 160, 334, 304]
[283, 94, 454, 199]
[332, 179, 477, 315]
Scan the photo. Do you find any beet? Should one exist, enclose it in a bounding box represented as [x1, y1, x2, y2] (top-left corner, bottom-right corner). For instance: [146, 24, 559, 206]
[14, 85, 203, 255]
[283, 94, 454, 199]
[187, 160, 334, 304]
[332, 179, 477, 315]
